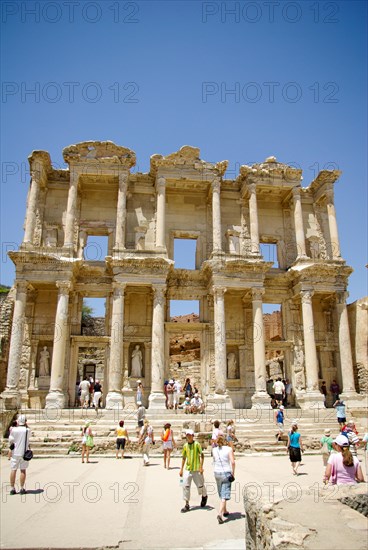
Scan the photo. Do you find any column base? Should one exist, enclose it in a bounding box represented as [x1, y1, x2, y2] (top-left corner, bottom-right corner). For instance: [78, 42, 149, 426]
[251, 391, 271, 409]
[45, 390, 65, 409]
[1, 389, 21, 410]
[206, 393, 235, 419]
[340, 391, 367, 409]
[148, 392, 166, 410]
[295, 390, 325, 410]
[105, 391, 124, 410]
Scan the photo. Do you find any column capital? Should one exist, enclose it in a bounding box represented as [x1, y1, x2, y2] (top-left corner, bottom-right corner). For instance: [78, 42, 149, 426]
[325, 187, 334, 203]
[335, 291, 348, 306]
[112, 281, 126, 297]
[211, 177, 221, 194]
[118, 170, 129, 186]
[251, 287, 265, 301]
[300, 289, 314, 304]
[56, 280, 72, 295]
[292, 186, 301, 199]
[152, 284, 166, 305]
[156, 175, 166, 190]
[213, 286, 226, 299]
[14, 280, 29, 294]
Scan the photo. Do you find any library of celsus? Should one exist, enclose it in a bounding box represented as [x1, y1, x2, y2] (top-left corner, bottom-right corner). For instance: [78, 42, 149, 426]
[1, 141, 367, 411]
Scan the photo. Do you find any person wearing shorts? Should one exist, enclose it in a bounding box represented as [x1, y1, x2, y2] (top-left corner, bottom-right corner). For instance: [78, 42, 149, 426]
[9, 415, 31, 495]
[287, 422, 304, 475]
[115, 420, 130, 459]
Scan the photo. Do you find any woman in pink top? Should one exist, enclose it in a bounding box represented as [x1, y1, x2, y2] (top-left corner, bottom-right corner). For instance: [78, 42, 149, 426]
[325, 434, 364, 485]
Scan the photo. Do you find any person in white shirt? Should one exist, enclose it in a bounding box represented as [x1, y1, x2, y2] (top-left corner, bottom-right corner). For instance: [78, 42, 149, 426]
[79, 377, 90, 408]
[212, 435, 235, 523]
[173, 379, 182, 409]
[273, 378, 285, 405]
[9, 415, 31, 495]
[190, 394, 204, 414]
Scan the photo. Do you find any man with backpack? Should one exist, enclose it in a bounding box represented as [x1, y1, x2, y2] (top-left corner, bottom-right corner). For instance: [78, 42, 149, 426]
[8, 415, 31, 495]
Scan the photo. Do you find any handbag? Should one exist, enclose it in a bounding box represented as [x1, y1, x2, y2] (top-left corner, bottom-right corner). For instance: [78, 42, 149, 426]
[23, 429, 33, 461]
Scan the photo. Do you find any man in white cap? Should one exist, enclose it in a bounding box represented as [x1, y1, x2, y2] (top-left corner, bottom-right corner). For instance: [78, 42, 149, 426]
[179, 429, 207, 512]
[8, 414, 31, 495]
[190, 393, 204, 414]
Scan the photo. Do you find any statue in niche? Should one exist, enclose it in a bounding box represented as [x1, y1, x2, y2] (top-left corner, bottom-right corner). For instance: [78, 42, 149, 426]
[294, 347, 306, 390]
[227, 352, 238, 379]
[39, 346, 50, 377]
[131, 344, 143, 378]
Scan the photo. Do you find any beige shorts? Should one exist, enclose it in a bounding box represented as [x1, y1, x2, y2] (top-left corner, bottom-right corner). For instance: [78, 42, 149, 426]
[10, 456, 29, 471]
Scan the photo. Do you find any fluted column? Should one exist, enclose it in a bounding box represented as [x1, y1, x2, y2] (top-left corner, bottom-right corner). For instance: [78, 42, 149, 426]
[1, 281, 28, 408]
[213, 286, 227, 394]
[23, 170, 41, 246]
[155, 176, 166, 250]
[292, 187, 308, 259]
[63, 170, 79, 251]
[114, 171, 128, 250]
[248, 184, 260, 255]
[325, 188, 341, 259]
[211, 178, 223, 254]
[300, 290, 320, 393]
[251, 288, 269, 407]
[336, 292, 357, 395]
[45, 281, 72, 408]
[149, 285, 167, 409]
[106, 282, 125, 409]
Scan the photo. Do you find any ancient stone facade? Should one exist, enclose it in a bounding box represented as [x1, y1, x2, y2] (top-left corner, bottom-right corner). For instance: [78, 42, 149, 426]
[1, 141, 366, 410]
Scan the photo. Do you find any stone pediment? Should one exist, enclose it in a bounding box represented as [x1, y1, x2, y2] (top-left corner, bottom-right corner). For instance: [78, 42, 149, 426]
[238, 156, 302, 184]
[150, 145, 228, 177]
[62, 141, 136, 168]
[309, 169, 342, 193]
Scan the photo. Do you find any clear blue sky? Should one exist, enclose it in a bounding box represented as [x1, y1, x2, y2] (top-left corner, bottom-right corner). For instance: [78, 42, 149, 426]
[1, 0, 367, 317]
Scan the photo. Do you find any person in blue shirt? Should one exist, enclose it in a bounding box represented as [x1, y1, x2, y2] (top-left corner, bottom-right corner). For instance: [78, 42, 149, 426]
[333, 399, 346, 429]
[287, 422, 304, 475]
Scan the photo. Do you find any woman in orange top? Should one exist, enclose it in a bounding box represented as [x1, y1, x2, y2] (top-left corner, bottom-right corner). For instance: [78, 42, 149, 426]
[161, 422, 176, 469]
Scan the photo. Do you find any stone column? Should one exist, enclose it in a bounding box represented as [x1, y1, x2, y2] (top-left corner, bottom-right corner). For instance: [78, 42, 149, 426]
[213, 286, 227, 394]
[106, 282, 125, 409]
[114, 171, 128, 250]
[155, 176, 166, 250]
[248, 184, 260, 255]
[299, 290, 324, 407]
[1, 281, 28, 408]
[63, 170, 79, 251]
[292, 187, 308, 259]
[211, 178, 223, 254]
[149, 285, 167, 409]
[250, 288, 269, 407]
[45, 281, 72, 409]
[23, 169, 41, 246]
[325, 188, 341, 259]
[336, 292, 358, 397]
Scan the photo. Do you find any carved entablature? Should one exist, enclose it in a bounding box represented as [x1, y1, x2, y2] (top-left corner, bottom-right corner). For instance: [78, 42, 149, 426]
[62, 141, 136, 168]
[309, 169, 342, 200]
[237, 157, 302, 186]
[149, 145, 228, 178]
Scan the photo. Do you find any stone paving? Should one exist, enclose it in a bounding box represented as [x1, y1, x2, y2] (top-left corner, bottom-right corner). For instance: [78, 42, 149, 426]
[1, 449, 367, 550]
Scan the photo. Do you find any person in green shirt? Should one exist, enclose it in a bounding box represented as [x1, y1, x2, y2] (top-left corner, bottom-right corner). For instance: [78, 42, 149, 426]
[320, 428, 334, 467]
[179, 429, 208, 513]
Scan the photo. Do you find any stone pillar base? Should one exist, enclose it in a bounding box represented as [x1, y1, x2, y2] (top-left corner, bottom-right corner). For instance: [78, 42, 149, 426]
[45, 390, 65, 409]
[206, 394, 234, 419]
[105, 391, 124, 410]
[148, 392, 166, 410]
[251, 391, 271, 409]
[340, 391, 368, 409]
[1, 389, 21, 410]
[121, 389, 137, 409]
[295, 390, 325, 410]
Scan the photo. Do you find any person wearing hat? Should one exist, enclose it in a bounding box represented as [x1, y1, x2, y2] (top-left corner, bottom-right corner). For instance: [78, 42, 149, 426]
[8, 415, 31, 495]
[320, 428, 334, 467]
[324, 435, 364, 485]
[179, 430, 207, 512]
[81, 420, 94, 463]
[190, 393, 204, 414]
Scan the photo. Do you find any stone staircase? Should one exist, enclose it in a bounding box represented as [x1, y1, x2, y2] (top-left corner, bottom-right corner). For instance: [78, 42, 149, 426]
[2, 405, 366, 458]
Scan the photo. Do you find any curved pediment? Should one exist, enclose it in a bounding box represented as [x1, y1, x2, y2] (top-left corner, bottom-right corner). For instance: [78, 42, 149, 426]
[63, 141, 136, 168]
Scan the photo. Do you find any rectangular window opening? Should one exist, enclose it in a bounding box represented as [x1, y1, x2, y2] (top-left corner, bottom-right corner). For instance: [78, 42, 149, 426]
[260, 243, 279, 268]
[174, 238, 197, 270]
[170, 300, 199, 321]
[84, 235, 109, 261]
